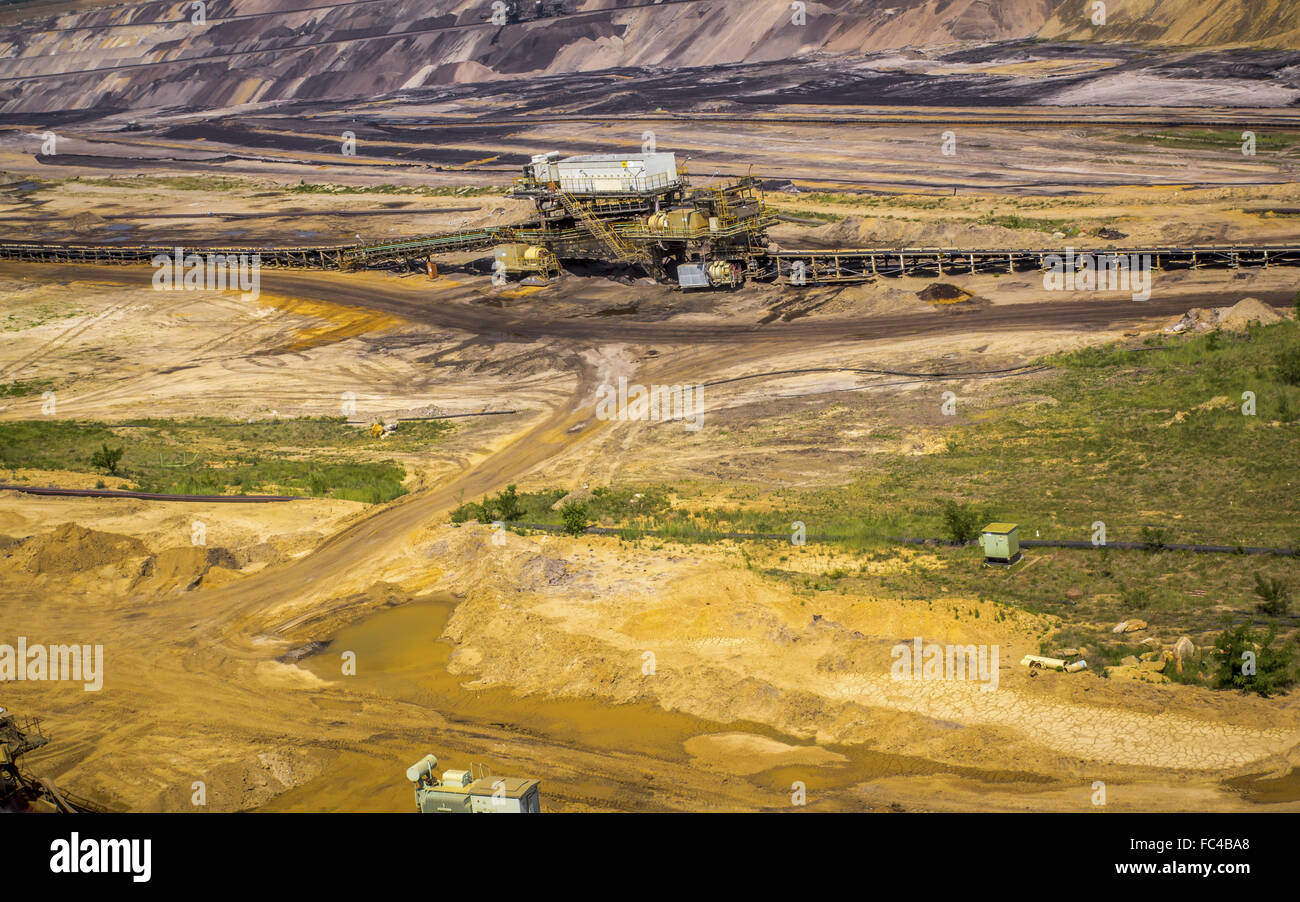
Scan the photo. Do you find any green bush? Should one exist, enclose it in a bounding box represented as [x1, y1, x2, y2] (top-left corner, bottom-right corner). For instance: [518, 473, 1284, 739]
[1140, 526, 1167, 552]
[494, 484, 523, 522]
[1277, 343, 1300, 387]
[941, 500, 981, 544]
[1254, 573, 1290, 616]
[450, 484, 527, 524]
[90, 443, 124, 475]
[1212, 622, 1296, 696]
[560, 501, 589, 537]
[449, 501, 482, 524]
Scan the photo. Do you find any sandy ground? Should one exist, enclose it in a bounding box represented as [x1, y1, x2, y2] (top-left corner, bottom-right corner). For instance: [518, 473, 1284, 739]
[2, 0, 1299, 817]
[2, 253, 1298, 812]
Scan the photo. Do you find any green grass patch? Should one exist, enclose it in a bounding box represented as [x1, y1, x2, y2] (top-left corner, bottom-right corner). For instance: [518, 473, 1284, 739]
[69, 175, 252, 192]
[4, 304, 85, 332]
[1117, 129, 1300, 153]
[975, 212, 1081, 236]
[287, 182, 503, 197]
[459, 320, 1300, 641]
[0, 379, 54, 398]
[768, 206, 846, 223]
[0, 416, 453, 502]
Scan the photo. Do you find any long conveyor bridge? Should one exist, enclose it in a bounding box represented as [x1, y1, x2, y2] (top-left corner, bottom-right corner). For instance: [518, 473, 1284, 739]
[4, 231, 1300, 285]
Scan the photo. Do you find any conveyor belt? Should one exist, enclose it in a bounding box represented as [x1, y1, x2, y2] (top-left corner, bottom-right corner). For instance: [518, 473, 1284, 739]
[0, 224, 520, 270]
[5, 235, 1300, 284]
[764, 244, 1300, 283]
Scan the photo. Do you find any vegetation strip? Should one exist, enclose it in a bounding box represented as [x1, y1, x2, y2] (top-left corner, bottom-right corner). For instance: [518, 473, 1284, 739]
[0, 485, 303, 501]
[0, 417, 452, 503]
[393, 410, 518, 421]
[703, 364, 1048, 387]
[502, 522, 1295, 555]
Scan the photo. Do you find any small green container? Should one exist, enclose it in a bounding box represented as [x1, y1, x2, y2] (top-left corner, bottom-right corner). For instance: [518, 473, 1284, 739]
[980, 522, 1021, 563]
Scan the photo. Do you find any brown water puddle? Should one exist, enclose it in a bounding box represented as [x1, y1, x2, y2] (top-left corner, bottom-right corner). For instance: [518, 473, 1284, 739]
[259, 596, 1055, 811]
[1224, 768, 1300, 803]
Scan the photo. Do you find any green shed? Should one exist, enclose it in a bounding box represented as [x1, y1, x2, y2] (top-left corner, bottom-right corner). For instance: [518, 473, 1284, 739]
[980, 522, 1021, 564]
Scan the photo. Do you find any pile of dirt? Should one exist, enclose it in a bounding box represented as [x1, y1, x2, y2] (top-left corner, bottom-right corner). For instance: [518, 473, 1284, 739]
[917, 283, 973, 304]
[1040, 0, 1300, 49]
[518, 555, 572, 589]
[819, 217, 867, 245]
[840, 217, 1048, 250]
[817, 283, 931, 316]
[4, 522, 148, 576]
[1166, 298, 1285, 334]
[1218, 297, 1285, 332]
[0, 527, 258, 592]
[135, 545, 242, 593]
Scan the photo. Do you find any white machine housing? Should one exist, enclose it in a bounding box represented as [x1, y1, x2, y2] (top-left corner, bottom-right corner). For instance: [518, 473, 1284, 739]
[527, 152, 679, 194]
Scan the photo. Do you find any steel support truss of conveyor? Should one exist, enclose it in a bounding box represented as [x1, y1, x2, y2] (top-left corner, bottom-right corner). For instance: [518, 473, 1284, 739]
[5, 235, 1300, 283]
[763, 245, 1300, 284]
[0, 225, 526, 271]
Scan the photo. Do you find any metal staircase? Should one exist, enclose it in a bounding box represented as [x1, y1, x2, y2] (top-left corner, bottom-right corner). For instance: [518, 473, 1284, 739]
[555, 190, 648, 264]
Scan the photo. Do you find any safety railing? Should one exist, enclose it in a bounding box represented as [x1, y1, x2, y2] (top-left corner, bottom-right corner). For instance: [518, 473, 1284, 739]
[555, 190, 646, 262]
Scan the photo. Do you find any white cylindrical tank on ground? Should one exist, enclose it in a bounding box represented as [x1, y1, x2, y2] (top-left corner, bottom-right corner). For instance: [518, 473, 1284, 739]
[406, 754, 438, 783]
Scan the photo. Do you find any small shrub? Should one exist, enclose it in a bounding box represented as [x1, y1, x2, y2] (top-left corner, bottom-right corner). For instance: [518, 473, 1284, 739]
[1277, 344, 1300, 387]
[1140, 526, 1167, 552]
[941, 500, 981, 544]
[450, 501, 486, 524]
[1120, 584, 1151, 609]
[308, 469, 328, 496]
[560, 501, 589, 537]
[89, 443, 123, 475]
[494, 484, 523, 522]
[1254, 573, 1290, 616]
[1212, 622, 1296, 696]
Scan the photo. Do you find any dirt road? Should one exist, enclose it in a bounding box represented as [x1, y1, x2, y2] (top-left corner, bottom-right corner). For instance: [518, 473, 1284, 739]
[12, 261, 1294, 347]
